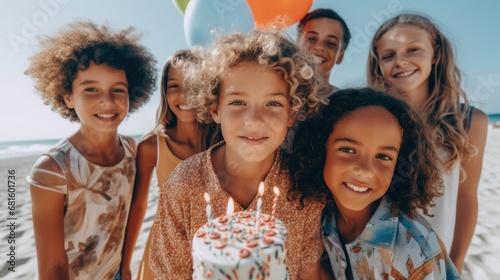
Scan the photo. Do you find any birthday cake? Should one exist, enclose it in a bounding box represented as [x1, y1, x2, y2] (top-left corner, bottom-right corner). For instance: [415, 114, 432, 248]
[192, 211, 288, 280]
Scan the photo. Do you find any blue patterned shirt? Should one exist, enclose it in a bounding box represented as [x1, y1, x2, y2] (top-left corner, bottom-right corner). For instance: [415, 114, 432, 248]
[322, 196, 461, 280]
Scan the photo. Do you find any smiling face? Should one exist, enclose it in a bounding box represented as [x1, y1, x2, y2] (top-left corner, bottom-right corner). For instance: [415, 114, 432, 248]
[323, 106, 402, 213]
[64, 61, 129, 134]
[211, 61, 293, 163]
[376, 24, 435, 99]
[301, 17, 345, 77]
[166, 66, 196, 124]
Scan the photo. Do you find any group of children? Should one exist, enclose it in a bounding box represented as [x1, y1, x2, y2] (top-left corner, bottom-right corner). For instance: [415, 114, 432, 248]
[26, 8, 487, 280]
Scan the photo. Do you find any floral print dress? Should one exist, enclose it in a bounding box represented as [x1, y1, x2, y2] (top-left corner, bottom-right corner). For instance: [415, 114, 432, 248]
[28, 135, 136, 279]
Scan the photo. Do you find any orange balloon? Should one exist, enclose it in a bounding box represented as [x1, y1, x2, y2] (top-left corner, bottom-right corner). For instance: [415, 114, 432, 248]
[247, 0, 313, 29]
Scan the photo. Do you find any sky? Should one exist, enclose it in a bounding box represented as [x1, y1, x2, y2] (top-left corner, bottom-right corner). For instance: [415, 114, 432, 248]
[1, 0, 499, 142]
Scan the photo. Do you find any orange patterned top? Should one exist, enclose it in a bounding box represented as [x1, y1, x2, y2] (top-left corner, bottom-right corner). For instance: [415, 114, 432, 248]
[150, 141, 324, 280]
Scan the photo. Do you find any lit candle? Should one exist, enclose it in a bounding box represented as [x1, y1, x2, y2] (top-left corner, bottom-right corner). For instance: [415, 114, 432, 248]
[204, 193, 213, 234]
[271, 187, 280, 224]
[227, 198, 234, 242]
[255, 182, 264, 231]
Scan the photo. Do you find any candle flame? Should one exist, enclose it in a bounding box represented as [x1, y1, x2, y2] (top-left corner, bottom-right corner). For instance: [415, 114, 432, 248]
[273, 186, 280, 196]
[204, 192, 210, 204]
[258, 182, 264, 197]
[227, 198, 234, 216]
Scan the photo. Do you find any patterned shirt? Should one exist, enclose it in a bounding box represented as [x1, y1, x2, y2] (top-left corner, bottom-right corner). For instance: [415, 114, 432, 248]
[27, 135, 136, 280]
[322, 196, 461, 280]
[150, 141, 324, 280]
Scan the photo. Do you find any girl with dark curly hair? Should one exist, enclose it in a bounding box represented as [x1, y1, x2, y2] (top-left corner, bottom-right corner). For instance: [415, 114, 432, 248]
[288, 88, 460, 279]
[25, 20, 157, 279]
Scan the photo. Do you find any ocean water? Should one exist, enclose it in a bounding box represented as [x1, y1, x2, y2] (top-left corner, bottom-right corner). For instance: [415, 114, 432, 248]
[1, 115, 499, 159]
[0, 135, 142, 159]
[489, 114, 500, 124]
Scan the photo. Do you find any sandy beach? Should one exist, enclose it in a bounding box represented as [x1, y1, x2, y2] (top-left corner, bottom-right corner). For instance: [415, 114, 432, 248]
[1, 127, 499, 280]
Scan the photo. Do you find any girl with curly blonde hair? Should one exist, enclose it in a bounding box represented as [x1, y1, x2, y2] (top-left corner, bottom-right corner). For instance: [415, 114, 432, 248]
[25, 20, 156, 279]
[150, 29, 327, 280]
[367, 13, 488, 273]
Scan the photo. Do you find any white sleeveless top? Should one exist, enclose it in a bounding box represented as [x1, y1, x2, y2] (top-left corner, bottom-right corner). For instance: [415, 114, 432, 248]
[419, 148, 460, 251]
[27, 135, 136, 279]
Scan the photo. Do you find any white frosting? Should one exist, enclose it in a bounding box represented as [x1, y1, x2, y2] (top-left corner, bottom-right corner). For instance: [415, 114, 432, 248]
[192, 211, 288, 280]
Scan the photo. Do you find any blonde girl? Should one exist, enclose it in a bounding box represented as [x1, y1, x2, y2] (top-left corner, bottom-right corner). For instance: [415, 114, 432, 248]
[368, 13, 488, 273]
[121, 50, 221, 280]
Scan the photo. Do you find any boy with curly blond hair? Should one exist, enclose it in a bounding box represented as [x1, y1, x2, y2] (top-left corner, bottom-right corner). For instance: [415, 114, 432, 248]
[150, 29, 327, 280]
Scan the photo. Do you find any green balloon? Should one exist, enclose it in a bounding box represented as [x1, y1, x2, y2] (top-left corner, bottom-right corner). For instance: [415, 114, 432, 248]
[172, 0, 189, 14]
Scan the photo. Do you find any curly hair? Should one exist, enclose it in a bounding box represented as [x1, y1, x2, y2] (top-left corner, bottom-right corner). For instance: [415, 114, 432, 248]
[367, 13, 473, 170]
[288, 88, 443, 218]
[150, 49, 222, 150]
[184, 29, 327, 123]
[25, 20, 157, 122]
